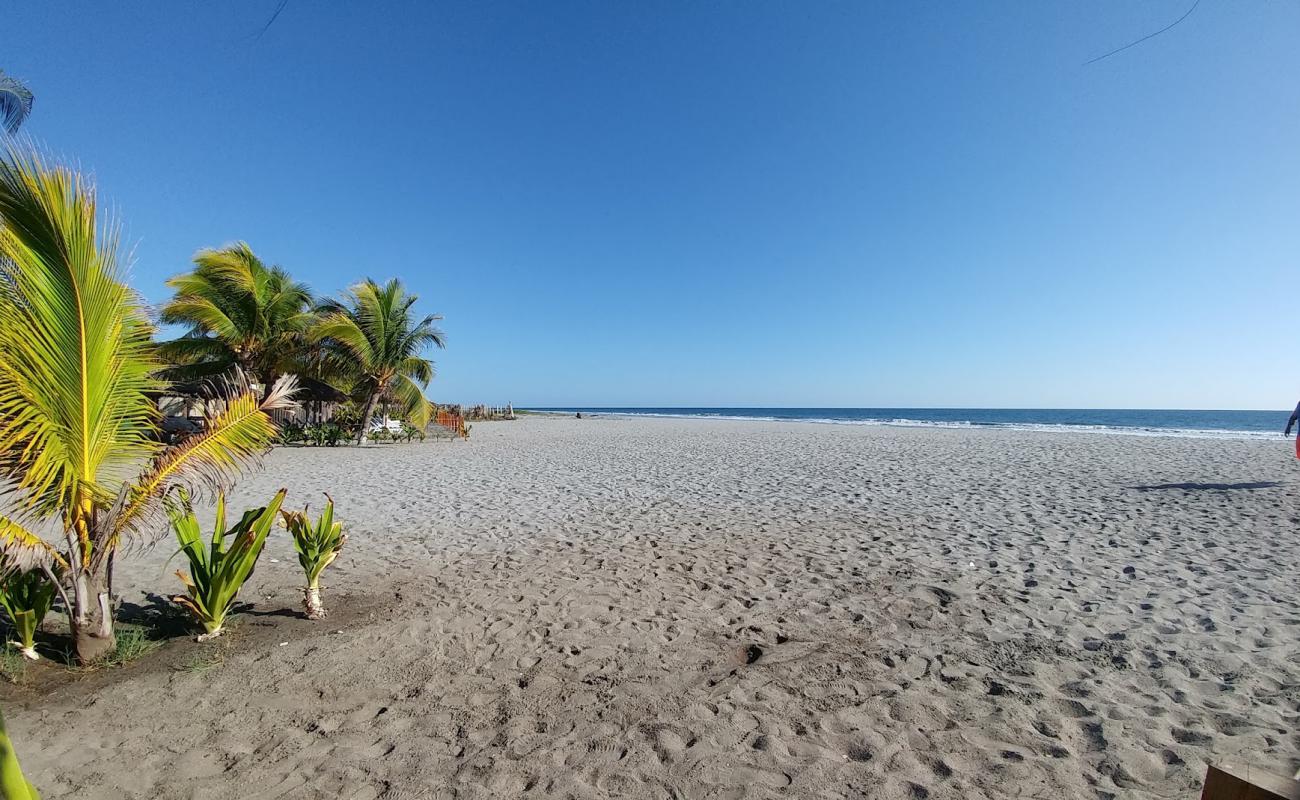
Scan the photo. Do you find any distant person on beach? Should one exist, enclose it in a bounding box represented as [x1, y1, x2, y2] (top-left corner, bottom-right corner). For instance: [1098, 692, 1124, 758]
[1287, 402, 1300, 458]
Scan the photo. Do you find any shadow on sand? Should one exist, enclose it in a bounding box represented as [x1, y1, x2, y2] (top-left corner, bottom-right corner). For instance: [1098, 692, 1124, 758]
[1129, 481, 1280, 492]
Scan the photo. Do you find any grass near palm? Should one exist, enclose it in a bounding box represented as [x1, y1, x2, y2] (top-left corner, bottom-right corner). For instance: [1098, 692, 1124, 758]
[281, 495, 346, 619]
[96, 624, 161, 669]
[0, 649, 29, 686]
[314, 279, 445, 441]
[170, 489, 286, 640]
[0, 143, 298, 663]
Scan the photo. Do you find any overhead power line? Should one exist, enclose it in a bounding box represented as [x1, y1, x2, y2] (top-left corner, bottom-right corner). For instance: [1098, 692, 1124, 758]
[1084, 0, 1203, 65]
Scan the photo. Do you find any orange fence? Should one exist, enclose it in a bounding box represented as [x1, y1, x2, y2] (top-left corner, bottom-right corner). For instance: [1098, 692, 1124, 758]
[434, 410, 468, 439]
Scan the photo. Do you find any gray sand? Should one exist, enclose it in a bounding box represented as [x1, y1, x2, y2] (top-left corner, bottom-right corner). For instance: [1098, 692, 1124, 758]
[9, 415, 1300, 798]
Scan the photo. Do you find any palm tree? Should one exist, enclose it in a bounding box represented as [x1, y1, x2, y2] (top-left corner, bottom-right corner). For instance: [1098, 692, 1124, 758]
[0, 144, 297, 663]
[0, 71, 33, 135]
[313, 279, 444, 442]
[158, 243, 316, 391]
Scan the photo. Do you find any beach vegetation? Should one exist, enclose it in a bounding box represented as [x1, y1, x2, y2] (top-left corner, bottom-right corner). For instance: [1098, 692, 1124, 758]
[0, 648, 29, 685]
[276, 422, 306, 445]
[302, 422, 346, 446]
[328, 401, 364, 434]
[0, 570, 56, 661]
[313, 279, 444, 442]
[170, 488, 286, 640]
[175, 650, 225, 674]
[0, 144, 297, 664]
[100, 624, 161, 668]
[281, 494, 346, 619]
[158, 243, 316, 391]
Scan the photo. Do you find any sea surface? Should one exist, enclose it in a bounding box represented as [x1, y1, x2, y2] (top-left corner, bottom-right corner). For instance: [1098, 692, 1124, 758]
[526, 408, 1292, 439]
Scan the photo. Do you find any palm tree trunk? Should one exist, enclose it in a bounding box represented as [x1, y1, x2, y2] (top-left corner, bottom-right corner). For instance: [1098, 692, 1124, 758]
[303, 581, 326, 620]
[357, 390, 380, 444]
[71, 566, 116, 664]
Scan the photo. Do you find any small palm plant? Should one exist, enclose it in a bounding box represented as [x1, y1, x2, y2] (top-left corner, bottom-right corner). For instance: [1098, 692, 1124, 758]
[281, 495, 346, 619]
[0, 570, 56, 661]
[170, 489, 286, 640]
[0, 144, 299, 663]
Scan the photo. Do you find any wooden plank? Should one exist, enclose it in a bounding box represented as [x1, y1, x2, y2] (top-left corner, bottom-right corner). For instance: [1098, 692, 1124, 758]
[1202, 764, 1300, 800]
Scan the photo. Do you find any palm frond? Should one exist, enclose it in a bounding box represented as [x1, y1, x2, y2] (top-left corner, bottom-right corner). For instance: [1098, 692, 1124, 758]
[0, 72, 34, 135]
[389, 374, 432, 429]
[311, 312, 375, 367]
[158, 296, 241, 341]
[312, 278, 443, 430]
[0, 515, 68, 575]
[102, 372, 298, 555]
[0, 142, 161, 520]
[397, 355, 434, 385]
[158, 243, 315, 384]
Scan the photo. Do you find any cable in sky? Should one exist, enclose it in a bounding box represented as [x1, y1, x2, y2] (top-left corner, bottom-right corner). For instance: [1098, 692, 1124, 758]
[250, 0, 289, 42]
[1084, 0, 1203, 65]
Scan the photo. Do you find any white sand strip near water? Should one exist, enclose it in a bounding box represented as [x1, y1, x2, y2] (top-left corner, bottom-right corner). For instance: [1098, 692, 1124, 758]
[8, 415, 1300, 799]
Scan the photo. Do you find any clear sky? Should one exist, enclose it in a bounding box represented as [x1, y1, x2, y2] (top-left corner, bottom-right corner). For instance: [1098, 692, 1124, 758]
[6, 2, 1298, 409]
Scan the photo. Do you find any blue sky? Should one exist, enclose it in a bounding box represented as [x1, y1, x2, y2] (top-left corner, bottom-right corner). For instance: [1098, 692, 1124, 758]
[7, 2, 1298, 409]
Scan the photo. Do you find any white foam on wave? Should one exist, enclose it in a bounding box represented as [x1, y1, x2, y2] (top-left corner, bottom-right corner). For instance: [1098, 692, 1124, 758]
[530, 410, 1280, 441]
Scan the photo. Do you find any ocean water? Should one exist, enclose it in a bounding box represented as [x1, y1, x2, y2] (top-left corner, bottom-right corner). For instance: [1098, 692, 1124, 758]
[526, 408, 1293, 439]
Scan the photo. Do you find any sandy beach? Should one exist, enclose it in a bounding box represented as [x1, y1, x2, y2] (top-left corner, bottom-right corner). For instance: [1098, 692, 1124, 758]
[6, 415, 1299, 799]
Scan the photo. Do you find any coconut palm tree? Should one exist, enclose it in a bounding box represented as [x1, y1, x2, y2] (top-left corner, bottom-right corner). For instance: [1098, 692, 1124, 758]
[0, 71, 33, 135]
[158, 243, 316, 391]
[0, 144, 297, 663]
[313, 279, 444, 442]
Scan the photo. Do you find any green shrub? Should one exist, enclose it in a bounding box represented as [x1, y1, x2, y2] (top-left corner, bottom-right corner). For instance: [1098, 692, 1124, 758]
[320, 423, 345, 446]
[276, 422, 306, 445]
[281, 494, 347, 619]
[302, 423, 346, 446]
[305, 424, 326, 446]
[170, 489, 286, 640]
[0, 570, 56, 661]
[330, 402, 363, 435]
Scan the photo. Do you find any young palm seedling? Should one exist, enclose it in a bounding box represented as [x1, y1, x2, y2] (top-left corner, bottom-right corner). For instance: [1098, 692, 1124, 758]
[281, 495, 346, 619]
[0, 569, 57, 661]
[170, 488, 286, 640]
